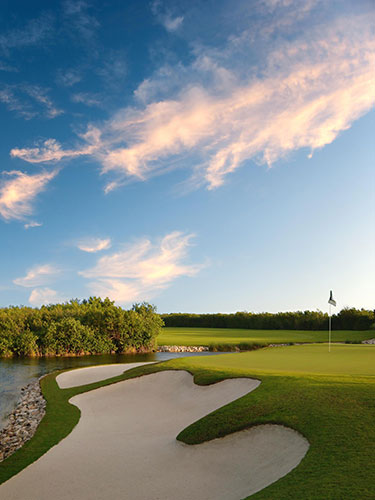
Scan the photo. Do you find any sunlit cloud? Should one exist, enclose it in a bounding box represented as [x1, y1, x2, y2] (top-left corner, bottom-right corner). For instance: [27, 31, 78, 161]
[14, 264, 61, 288]
[0, 169, 58, 221]
[79, 231, 202, 304]
[10, 12, 375, 191]
[29, 287, 65, 306]
[10, 133, 100, 163]
[77, 237, 112, 253]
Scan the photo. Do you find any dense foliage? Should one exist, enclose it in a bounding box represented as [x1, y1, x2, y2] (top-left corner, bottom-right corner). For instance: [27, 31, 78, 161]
[161, 308, 375, 331]
[0, 298, 163, 357]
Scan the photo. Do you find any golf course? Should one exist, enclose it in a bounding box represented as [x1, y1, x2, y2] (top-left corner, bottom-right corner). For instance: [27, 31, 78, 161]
[0, 341, 374, 499]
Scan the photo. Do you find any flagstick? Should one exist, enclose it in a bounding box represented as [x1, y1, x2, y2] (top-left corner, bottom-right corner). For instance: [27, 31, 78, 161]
[328, 302, 331, 352]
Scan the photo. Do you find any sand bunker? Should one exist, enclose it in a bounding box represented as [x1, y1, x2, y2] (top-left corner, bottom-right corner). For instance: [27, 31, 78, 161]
[56, 362, 153, 388]
[0, 368, 309, 500]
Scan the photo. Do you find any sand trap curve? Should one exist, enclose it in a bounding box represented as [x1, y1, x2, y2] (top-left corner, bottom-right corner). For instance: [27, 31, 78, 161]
[56, 362, 154, 388]
[0, 369, 309, 500]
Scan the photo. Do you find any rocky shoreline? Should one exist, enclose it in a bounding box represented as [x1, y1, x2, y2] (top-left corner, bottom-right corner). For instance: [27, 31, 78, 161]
[0, 379, 46, 463]
[157, 345, 209, 352]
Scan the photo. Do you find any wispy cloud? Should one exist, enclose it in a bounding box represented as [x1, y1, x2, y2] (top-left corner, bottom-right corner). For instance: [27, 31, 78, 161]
[0, 12, 54, 55]
[24, 221, 43, 229]
[29, 287, 65, 306]
[0, 84, 62, 119]
[77, 237, 111, 253]
[79, 231, 202, 304]
[0, 169, 58, 221]
[9, 12, 375, 191]
[56, 68, 82, 87]
[0, 87, 35, 119]
[10, 137, 96, 163]
[14, 264, 61, 288]
[95, 50, 127, 89]
[71, 92, 101, 107]
[163, 15, 184, 32]
[62, 0, 99, 41]
[151, 1, 184, 32]
[0, 61, 18, 72]
[22, 85, 63, 118]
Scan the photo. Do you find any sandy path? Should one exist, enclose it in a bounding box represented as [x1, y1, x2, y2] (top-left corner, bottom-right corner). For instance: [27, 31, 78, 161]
[0, 369, 309, 500]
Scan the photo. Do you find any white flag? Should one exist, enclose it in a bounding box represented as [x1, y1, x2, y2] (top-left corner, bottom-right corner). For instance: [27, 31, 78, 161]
[328, 290, 336, 307]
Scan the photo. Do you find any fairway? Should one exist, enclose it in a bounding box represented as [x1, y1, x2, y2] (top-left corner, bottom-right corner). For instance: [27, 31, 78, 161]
[158, 327, 373, 347]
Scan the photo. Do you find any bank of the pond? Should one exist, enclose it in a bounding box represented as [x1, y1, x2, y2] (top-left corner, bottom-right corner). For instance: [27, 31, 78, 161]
[0, 380, 45, 462]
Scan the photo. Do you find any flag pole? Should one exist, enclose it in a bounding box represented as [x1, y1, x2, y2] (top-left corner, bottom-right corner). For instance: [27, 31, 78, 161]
[328, 302, 331, 352]
[328, 290, 336, 352]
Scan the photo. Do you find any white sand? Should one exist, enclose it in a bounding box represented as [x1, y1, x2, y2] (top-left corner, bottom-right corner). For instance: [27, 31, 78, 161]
[56, 362, 153, 388]
[0, 368, 309, 500]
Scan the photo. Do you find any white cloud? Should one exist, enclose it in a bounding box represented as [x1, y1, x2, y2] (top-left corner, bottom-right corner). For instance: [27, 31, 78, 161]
[0, 170, 58, 221]
[9, 12, 375, 191]
[14, 264, 60, 288]
[78, 237, 111, 253]
[79, 231, 202, 304]
[29, 287, 64, 306]
[24, 221, 43, 229]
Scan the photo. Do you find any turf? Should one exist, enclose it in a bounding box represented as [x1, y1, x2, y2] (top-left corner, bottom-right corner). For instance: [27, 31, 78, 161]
[158, 327, 373, 347]
[1, 344, 374, 499]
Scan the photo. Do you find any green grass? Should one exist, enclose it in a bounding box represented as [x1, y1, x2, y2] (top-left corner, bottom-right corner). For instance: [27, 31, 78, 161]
[1, 344, 374, 499]
[158, 327, 374, 348]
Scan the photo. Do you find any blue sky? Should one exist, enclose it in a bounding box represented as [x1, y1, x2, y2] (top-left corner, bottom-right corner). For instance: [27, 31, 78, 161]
[0, 0, 374, 313]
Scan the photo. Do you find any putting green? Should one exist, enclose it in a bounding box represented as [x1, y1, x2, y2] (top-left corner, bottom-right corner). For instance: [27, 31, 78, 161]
[171, 343, 375, 378]
[158, 327, 373, 346]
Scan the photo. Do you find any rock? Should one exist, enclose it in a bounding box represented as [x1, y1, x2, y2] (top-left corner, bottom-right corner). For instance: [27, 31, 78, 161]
[157, 345, 209, 353]
[0, 379, 46, 462]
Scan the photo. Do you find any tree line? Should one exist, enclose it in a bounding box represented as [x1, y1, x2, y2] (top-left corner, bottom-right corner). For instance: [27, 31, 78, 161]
[0, 297, 163, 357]
[161, 308, 375, 331]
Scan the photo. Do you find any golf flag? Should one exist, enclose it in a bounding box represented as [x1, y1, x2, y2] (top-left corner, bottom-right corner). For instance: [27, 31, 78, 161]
[328, 290, 336, 307]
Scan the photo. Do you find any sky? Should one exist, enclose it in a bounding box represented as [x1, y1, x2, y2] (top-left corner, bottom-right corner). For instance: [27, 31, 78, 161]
[0, 0, 374, 313]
